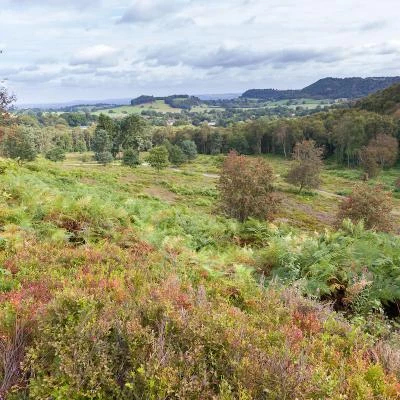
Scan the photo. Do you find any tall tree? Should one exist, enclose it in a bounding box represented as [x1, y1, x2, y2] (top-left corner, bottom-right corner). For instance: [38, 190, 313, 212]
[119, 114, 149, 152]
[92, 129, 113, 165]
[96, 114, 118, 157]
[179, 140, 198, 160]
[3, 126, 37, 162]
[286, 140, 324, 193]
[218, 151, 280, 222]
[333, 114, 366, 167]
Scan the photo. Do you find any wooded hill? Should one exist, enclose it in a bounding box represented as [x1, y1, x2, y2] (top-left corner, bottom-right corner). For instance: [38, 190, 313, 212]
[242, 76, 400, 100]
[130, 94, 201, 109]
[357, 83, 400, 117]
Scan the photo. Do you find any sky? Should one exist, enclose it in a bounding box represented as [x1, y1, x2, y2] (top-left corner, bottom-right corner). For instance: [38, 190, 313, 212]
[0, 0, 399, 104]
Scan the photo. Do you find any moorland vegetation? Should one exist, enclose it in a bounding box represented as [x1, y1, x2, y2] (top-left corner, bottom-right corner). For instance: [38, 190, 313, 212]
[1, 84, 400, 398]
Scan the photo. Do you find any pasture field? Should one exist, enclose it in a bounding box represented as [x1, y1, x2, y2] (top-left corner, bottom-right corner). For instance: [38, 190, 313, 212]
[91, 100, 182, 117]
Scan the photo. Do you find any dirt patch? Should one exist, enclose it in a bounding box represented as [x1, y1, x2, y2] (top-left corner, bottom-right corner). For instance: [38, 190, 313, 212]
[145, 186, 178, 203]
[119, 174, 139, 184]
[279, 196, 337, 229]
[80, 177, 98, 185]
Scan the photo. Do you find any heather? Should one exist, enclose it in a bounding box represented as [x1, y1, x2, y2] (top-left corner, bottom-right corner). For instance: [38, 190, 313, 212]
[0, 156, 400, 398]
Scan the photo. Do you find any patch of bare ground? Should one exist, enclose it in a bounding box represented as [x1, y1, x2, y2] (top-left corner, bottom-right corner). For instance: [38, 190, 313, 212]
[277, 196, 336, 230]
[79, 177, 98, 185]
[145, 187, 178, 203]
[119, 174, 138, 184]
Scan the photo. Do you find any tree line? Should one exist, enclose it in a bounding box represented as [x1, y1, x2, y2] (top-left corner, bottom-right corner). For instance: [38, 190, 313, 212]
[153, 108, 399, 169]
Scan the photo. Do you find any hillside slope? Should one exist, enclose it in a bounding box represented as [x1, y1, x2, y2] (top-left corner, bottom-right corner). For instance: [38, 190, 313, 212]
[356, 83, 400, 116]
[242, 76, 400, 100]
[1, 156, 400, 398]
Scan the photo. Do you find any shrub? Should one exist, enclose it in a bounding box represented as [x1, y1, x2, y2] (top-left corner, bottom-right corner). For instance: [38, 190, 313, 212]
[122, 148, 140, 168]
[336, 184, 393, 232]
[146, 146, 169, 171]
[168, 145, 187, 166]
[45, 147, 66, 162]
[80, 153, 92, 163]
[218, 151, 280, 222]
[95, 151, 114, 165]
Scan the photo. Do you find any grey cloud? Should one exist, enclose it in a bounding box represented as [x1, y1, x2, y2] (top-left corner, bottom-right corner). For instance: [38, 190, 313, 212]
[21, 65, 39, 72]
[359, 20, 388, 32]
[117, 0, 192, 24]
[354, 42, 400, 57]
[9, 0, 100, 9]
[243, 16, 256, 25]
[8, 70, 63, 84]
[142, 45, 345, 69]
[162, 16, 196, 29]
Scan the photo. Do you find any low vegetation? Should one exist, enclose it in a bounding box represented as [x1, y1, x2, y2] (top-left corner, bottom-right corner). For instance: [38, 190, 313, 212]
[2, 83, 400, 398]
[0, 156, 398, 398]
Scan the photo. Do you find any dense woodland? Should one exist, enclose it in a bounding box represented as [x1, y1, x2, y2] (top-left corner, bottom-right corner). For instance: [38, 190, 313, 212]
[242, 76, 400, 100]
[10, 84, 400, 171]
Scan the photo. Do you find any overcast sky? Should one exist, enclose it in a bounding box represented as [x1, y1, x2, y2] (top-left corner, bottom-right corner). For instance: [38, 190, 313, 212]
[1, 0, 399, 104]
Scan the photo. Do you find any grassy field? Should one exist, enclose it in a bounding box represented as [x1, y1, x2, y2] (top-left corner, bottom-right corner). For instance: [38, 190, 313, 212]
[91, 100, 182, 117]
[263, 98, 332, 110]
[61, 152, 400, 233]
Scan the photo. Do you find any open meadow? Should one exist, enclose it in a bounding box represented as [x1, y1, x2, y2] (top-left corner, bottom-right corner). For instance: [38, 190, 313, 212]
[62, 152, 400, 232]
[91, 100, 182, 117]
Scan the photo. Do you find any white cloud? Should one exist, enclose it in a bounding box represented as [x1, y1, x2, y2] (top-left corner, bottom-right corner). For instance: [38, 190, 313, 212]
[70, 45, 121, 67]
[1, 0, 399, 103]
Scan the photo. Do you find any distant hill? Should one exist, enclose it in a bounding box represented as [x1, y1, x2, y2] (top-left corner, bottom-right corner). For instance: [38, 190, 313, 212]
[196, 93, 240, 101]
[241, 77, 400, 100]
[356, 83, 400, 117]
[130, 94, 201, 109]
[17, 98, 131, 110]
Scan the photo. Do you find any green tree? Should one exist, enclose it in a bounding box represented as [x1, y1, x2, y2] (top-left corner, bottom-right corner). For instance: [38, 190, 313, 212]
[92, 129, 112, 156]
[146, 146, 169, 171]
[286, 140, 324, 193]
[179, 140, 198, 160]
[3, 127, 37, 162]
[208, 131, 222, 155]
[119, 114, 150, 152]
[168, 144, 187, 166]
[45, 147, 66, 162]
[122, 148, 140, 168]
[96, 114, 119, 157]
[218, 151, 280, 222]
[333, 114, 366, 167]
[227, 133, 249, 155]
